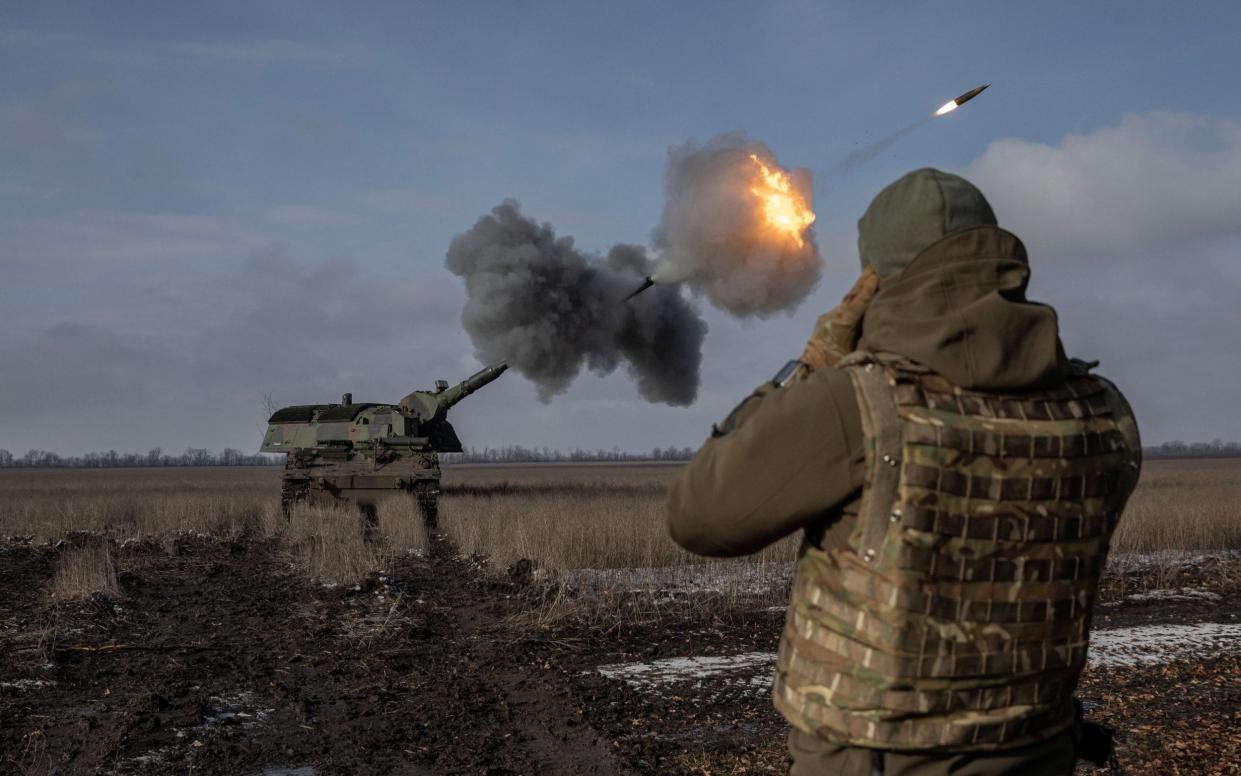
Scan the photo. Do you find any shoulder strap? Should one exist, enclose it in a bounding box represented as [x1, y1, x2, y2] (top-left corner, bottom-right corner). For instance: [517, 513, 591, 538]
[1097, 376, 1143, 520]
[844, 357, 903, 562]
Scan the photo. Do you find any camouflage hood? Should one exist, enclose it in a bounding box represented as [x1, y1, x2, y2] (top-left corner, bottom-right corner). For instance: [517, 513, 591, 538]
[858, 225, 1069, 391]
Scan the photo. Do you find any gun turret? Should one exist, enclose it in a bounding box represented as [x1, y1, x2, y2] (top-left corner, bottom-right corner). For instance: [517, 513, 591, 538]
[400, 361, 508, 422]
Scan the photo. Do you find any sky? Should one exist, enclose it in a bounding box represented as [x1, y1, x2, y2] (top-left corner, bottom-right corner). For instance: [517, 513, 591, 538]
[2, 1, 1240, 456]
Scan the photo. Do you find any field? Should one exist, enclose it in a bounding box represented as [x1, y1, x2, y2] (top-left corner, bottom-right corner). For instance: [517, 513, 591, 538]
[1, 460, 1239, 775]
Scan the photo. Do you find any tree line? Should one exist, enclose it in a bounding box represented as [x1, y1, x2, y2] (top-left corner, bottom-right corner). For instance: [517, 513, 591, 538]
[0, 444, 696, 469]
[2, 440, 1237, 469]
[440, 445, 697, 464]
[1143, 439, 1241, 459]
[0, 448, 278, 469]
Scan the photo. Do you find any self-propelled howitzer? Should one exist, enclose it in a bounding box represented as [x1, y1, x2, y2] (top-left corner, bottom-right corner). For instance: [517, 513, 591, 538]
[260, 362, 508, 525]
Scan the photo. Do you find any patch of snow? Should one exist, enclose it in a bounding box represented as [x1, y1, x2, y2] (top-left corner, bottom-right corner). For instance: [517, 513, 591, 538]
[1088, 622, 1241, 668]
[560, 562, 793, 596]
[1108, 550, 1241, 573]
[123, 687, 281, 770]
[596, 652, 775, 699]
[127, 748, 176, 768]
[1102, 587, 1223, 607]
[204, 690, 275, 728]
[595, 622, 1241, 698]
[0, 678, 56, 692]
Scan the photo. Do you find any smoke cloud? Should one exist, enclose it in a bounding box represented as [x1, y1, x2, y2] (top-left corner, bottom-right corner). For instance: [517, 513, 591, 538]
[653, 132, 822, 317]
[445, 201, 707, 405]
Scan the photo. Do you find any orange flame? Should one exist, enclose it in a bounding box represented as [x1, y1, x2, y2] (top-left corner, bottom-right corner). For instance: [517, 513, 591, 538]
[748, 154, 815, 247]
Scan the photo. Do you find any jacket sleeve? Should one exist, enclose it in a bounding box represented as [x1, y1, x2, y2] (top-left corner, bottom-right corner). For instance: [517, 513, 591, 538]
[666, 366, 866, 557]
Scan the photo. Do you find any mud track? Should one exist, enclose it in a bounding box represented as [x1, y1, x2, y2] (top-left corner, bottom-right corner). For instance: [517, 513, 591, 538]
[4, 536, 1238, 774]
[0, 537, 633, 775]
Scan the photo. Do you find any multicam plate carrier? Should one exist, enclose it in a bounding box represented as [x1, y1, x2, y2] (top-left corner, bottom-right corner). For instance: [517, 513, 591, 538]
[775, 352, 1141, 751]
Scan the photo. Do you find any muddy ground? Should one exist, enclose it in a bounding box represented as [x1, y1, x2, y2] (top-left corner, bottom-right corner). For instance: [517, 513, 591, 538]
[2, 536, 1238, 775]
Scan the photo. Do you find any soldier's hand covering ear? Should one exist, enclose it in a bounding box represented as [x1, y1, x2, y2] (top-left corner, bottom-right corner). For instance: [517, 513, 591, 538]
[801, 266, 880, 370]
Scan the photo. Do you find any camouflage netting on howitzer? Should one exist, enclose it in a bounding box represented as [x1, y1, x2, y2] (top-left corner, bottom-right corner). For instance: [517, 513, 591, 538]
[774, 353, 1141, 751]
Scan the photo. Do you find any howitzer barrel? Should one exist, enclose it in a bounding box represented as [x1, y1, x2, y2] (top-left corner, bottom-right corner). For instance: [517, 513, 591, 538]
[438, 361, 508, 411]
[399, 361, 508, 421]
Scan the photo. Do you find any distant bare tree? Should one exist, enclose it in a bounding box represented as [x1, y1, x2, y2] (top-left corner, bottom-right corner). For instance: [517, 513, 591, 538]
[185, 447, 213, 467]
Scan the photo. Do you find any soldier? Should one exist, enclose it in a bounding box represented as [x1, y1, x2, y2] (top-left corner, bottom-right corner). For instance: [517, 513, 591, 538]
[667, 168, 1141, 775]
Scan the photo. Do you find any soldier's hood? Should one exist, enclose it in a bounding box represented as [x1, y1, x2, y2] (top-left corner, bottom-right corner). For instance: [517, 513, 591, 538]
[858, 225, 1070, 391]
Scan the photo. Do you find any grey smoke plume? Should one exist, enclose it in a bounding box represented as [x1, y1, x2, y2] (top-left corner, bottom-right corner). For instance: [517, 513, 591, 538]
[446, 201, 707, 405]
[653, 132, 822, 317]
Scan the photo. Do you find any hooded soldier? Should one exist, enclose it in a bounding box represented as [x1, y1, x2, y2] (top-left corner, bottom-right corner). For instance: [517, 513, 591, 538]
[667, 168, 1141, 776]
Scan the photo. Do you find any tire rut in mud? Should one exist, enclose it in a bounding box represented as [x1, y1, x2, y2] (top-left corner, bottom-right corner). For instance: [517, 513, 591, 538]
[398, 536, 632, 775]
[0, 535, 631, 775]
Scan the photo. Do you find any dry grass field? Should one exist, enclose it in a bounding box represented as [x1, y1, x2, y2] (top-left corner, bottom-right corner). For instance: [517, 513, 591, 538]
[1110, 458, 1241, 553]
[0, 459, 1238, 774]
[0, 467, 281, 544]
[439, 465, 800, 622]
[0, 467, 429, 592]
[0, 458, 1237, 600]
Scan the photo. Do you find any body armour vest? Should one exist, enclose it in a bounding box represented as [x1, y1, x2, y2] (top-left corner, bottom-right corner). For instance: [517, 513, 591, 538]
[773, 353, 1141, 752]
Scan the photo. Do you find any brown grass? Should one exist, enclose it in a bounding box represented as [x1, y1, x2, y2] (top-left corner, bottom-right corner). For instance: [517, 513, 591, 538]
[0, 467, 435, 589]
[283, 501, 379, 585]
[2, 459, 1238, 603]
[49, 543, 121, 601]
[372, 495, 430, 559]
[442, 462, 680, 491]
[439, 472, 799, 622]
[438, 457, 1241, 576]
[437, 459, 1241, 619]
[1111, 458, 1241, 554]
[279, 497, 429, 585]
[441, 487, 795, 571]
[0, 468, 281, 543]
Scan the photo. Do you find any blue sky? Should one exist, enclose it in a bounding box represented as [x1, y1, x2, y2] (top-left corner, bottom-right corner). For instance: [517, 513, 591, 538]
[2, 2, 1240, 454]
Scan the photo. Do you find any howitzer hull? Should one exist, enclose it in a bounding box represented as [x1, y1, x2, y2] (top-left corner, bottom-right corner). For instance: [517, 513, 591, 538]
[262, 362, 507, 527]
[279, 445, 442, 526]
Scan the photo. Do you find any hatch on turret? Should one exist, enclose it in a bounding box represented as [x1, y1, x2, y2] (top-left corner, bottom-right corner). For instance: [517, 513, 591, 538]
[316, 403, 380, 422]
[268, 405, 324, 423]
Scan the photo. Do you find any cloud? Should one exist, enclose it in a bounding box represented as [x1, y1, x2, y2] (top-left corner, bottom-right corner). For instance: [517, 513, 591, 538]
[161, 39, 355, 67]
[0, 323, 185, 410]
[0, 29, 354, 69]
[4, 209, 262, 271]
[963, 112, 1241, 444]
[0, 247, 471, 454]
[968, 113, 1241, 259]
[265, 205, 359, 228]
[353, 188, 456, 217]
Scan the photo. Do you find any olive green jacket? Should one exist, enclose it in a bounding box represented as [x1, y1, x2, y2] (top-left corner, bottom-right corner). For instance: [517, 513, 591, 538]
[667, 226, 1070, 554]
